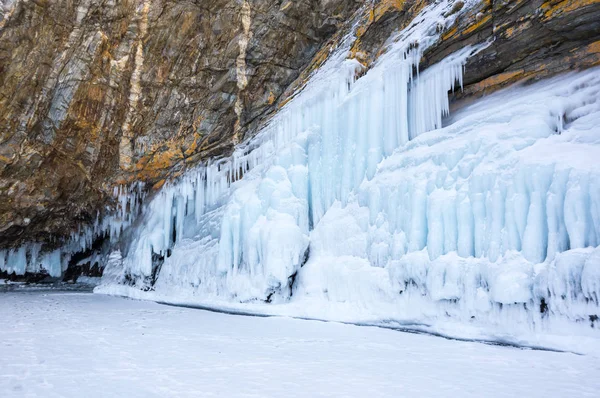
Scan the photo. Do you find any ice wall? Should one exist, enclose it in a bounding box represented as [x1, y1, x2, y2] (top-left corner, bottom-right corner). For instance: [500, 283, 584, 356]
[298, 69, 600, 328]
[93, 0, 600, 333]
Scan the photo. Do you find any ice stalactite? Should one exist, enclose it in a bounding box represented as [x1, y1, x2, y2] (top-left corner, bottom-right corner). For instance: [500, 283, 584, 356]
[358, 71, 600, 266]
[0, 183, 145, 278]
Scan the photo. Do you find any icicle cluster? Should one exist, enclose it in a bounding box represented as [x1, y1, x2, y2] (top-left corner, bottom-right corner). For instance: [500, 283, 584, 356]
[0, 182, 145, 278]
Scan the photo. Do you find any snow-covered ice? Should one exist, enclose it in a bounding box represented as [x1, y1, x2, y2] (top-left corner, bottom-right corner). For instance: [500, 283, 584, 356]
[1, 291, 599, 398]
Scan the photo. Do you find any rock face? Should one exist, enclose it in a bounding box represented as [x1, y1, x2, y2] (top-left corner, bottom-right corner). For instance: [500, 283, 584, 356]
[426, 0, 600, 101]
[342, 0, 600, 99]
[0, 0, 599, 267]
[0, 0, 361, 249]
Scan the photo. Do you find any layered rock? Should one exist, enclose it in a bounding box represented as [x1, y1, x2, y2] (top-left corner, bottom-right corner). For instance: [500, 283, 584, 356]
[336, 0, 600, 98]
[0, 0, 361, 250]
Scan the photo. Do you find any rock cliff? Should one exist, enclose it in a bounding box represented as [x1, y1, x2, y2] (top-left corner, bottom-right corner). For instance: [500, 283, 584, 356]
[0, 0, 599, 278]
[0, 0, 361, 250]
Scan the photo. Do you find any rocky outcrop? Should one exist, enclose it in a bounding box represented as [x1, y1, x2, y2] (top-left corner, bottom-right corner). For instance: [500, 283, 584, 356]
[0, 0, 598, 272]
[426, 0, 600, 102]
[343, 0, 600, 102]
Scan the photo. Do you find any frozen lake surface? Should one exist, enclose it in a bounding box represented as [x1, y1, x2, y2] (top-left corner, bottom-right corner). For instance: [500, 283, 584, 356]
[1, 291, 599, 398]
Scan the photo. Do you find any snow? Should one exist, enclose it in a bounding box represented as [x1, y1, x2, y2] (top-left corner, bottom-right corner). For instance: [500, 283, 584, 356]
[1, 291, 599, 398]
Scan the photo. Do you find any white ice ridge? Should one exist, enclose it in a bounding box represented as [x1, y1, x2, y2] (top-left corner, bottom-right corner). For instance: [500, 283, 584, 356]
[97, 0, 600, 336]
[0, 182, 145, 277]
[99, 0, 485, 296]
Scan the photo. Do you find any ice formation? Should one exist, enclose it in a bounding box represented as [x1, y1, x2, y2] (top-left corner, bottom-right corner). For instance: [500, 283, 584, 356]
[94, 0, 600, 334]
[297, 68, 600, 328]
